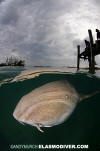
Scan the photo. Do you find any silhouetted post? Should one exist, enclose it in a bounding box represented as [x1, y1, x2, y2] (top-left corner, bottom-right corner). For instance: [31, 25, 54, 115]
[88, 29, 95, 74]
[77, 45, 80, 70]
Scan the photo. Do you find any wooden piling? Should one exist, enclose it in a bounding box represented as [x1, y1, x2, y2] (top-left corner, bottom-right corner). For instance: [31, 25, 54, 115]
[77, 45, 80, 70]
[88, 29, 95, 73]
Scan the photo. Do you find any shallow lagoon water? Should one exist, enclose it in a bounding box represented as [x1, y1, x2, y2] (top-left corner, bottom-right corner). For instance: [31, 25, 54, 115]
[0, 67, 100, 151]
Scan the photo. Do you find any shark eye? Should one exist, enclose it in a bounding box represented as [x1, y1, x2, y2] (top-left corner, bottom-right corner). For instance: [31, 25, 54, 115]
[65, 95, 68, 99]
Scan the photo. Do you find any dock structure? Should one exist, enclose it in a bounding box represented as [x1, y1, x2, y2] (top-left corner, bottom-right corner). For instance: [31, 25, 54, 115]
[77, 29, 100, 74]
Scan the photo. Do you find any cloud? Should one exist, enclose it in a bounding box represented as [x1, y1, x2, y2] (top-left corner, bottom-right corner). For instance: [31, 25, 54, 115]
[0, 0, 100, 66]
[0, 0, 4, 3]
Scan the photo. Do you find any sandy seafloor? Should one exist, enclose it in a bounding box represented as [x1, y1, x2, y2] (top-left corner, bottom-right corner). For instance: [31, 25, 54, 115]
[0, 66, 100, 151]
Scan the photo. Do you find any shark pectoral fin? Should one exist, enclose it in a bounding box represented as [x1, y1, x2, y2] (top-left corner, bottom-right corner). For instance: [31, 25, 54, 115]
[19, 121, 25, 125]
[36, 124, 44, 132]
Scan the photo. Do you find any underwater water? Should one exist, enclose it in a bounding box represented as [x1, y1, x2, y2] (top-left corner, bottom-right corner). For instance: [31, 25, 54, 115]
[0, 66, 100, 151]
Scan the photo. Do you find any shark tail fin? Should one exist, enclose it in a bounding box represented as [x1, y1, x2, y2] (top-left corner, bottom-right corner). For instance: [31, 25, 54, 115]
[80, 90, 100, 101]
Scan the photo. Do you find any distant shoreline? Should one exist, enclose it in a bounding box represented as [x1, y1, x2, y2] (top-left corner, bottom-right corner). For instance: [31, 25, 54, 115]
[0, 65, 100, 70]
[67, 66, 100, 70]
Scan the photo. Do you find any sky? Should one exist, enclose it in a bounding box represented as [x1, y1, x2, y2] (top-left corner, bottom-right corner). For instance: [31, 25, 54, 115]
[0, 0, 100, 66]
